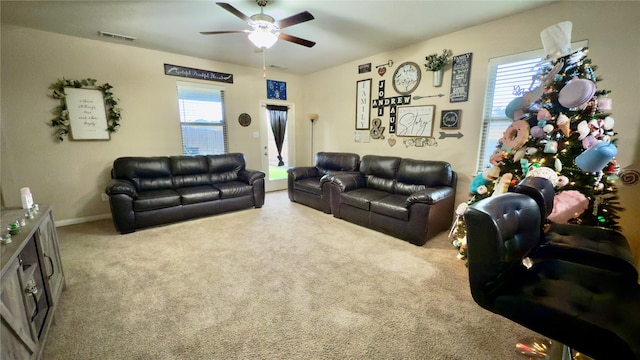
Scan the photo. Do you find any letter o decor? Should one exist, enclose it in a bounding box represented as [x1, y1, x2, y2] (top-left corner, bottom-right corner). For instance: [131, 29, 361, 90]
[49, 78, 122, 142]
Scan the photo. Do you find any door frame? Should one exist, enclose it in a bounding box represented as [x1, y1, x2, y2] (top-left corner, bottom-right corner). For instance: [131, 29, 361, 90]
[259, 100, 295, 192]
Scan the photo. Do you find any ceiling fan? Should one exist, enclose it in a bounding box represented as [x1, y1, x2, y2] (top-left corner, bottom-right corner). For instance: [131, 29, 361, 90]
[200, 0, 316, 49]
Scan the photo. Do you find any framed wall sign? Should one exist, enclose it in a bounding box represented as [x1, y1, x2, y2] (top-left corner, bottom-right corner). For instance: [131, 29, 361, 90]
[440, 110, 461, 129]
[356, 79, 372, 130]
[396, 105, 435, 137]
[267, 80, 287, 100]
[449, 53, 472, 102]
[65, 87, 110, 140]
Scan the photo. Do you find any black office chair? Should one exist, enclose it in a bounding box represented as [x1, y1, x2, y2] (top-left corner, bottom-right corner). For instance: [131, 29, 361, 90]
[514, 177, 638, 280]
[464, 192, 640, 359]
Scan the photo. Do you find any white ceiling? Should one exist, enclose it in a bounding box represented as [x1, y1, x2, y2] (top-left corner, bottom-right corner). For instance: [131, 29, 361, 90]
[1, 0, 557, 74]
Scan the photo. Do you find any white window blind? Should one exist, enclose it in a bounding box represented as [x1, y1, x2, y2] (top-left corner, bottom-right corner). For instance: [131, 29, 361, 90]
[476, 41, 587, 173]
[176, 82, 227, 155]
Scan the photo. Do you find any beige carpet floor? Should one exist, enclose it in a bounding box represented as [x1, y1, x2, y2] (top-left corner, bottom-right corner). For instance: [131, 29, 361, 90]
[43, 190, 537, 359]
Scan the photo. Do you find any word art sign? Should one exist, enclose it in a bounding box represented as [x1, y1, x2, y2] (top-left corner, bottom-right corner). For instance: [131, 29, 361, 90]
[449, 53, 472, 103]
[65, 87, 110, 140]
[164, 64, 233, 83]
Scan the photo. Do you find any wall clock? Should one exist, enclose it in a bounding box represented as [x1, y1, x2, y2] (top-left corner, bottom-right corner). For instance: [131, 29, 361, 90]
[392, 61, 421, 95]
[355, 78, 372, 129]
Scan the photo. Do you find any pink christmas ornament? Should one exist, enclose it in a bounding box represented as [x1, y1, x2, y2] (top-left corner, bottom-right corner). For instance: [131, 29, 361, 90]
[582, 135, 598, 149]
[597, 97, 612, 111]
[548, 190, 589, 223]
[530, 126, 545, 138]
[537, 109, 551, 121]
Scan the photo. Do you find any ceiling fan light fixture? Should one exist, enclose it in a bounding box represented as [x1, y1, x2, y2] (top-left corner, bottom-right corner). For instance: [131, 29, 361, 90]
[248, 30, 278, 49]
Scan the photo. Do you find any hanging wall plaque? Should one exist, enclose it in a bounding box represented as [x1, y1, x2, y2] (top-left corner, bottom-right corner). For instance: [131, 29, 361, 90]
[449, 53, 472, 103]
[267, 80, 287, 100]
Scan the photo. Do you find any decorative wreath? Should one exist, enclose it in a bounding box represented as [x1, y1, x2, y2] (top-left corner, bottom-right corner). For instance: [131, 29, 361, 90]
[49, 78, 121, 141]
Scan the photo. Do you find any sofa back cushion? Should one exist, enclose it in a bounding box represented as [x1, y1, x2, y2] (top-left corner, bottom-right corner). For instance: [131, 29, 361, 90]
[112, 157, 173, 191]
[170, 156, 211, 188]
[395, 159, 453, 195]
[360, 155, 401, 193]
[207, 153, 245, 183]
[315, 152, 360, 175]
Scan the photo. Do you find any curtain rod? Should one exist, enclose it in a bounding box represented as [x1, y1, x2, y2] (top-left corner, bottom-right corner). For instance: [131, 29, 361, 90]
[261, 104, 291, 108]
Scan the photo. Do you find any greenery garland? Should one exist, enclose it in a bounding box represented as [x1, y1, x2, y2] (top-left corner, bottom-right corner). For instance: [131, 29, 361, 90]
[49, 78, 122, 141]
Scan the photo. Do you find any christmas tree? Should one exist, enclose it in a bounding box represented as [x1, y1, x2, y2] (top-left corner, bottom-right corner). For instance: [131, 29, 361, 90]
[451, 22, 622, 260]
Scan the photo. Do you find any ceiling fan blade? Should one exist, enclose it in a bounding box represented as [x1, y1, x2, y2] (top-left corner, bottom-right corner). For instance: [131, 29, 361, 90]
[200, 30, 248, 35]
[216, 2, 251, 24]
[278, 33, 316, 48]
[276, 11, 314, 29]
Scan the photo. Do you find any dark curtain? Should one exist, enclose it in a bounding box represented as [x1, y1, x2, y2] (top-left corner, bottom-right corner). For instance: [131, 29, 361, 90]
[266, 105, 288, 166]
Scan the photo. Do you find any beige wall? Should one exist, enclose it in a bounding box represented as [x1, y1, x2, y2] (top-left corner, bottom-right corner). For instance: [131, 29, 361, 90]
[302, 1, 640, 258]
[2, 1, 639, 258]
[1, 24, 304, 223]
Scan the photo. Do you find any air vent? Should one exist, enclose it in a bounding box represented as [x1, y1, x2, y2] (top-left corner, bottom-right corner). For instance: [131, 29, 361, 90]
[98, 31, 136, 42]
[269, 65, 288, 70]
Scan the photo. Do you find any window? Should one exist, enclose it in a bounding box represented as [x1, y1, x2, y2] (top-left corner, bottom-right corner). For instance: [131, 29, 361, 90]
[176, 82, 227, 155]
[476, 41, 587, 173]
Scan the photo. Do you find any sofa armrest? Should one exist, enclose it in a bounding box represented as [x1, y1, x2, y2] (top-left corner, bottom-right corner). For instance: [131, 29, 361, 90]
[287, 166, 319, 181]
[105, 179, 138, 199]
[406, 186, 454, 205]
[239, 169, 266, 185]
[320, 171, 362, 185]
[330, 173, 365, 192]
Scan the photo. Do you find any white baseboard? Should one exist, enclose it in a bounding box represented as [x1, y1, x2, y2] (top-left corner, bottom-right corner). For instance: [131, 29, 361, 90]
[56, 213, 112, 227]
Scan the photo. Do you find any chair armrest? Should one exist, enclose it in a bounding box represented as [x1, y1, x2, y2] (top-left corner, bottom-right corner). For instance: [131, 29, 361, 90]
[540, 223, 638, 279]
[105, 179, 137, 199]
[330, 173, 365, 192]
[287, 166, 319, 181]
[405, 186, 454, 205]
[238, 169, 266, 185]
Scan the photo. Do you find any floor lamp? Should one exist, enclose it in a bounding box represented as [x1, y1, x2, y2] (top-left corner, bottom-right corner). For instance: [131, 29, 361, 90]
[307, 113, 318, 162]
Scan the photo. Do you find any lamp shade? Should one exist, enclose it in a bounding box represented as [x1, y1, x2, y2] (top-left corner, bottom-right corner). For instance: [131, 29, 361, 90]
[248, 30, 278, 49]
[307, 113, 318, 122]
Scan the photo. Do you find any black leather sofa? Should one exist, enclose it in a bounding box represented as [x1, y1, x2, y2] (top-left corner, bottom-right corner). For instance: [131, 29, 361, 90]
[329, 155, 457, 246]
[105, 153, 265, 234]
[287, 152, 360, 213]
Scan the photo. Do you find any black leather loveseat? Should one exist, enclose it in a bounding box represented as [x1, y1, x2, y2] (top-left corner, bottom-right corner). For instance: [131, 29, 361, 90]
[329, 155, 457, 245]
[287, 152, 360, 213]
[105, 153, 265, 234]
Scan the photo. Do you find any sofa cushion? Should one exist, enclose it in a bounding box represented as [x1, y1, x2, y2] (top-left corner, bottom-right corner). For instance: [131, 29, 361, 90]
[207, 153, 245, 184]
[370, 194, 410, 221]
[171, 156, 211, 188]
[294, 177, 323, 195]
[341, 188, 389, 211]
[395, 182, 427, 196]
[113, 157, 173, 191]
[359, 155, 401, 192]
[134, 189, 181, 211]
[176, 186, 221, 205]
[398, 158, 453, 188]
[315, 152, 360, 175]
[213, 181, 254, 199]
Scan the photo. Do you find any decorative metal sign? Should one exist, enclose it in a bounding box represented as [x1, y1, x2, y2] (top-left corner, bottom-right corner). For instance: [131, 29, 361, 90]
[164, 64, 233, 83]
[449, 53, 472, 103]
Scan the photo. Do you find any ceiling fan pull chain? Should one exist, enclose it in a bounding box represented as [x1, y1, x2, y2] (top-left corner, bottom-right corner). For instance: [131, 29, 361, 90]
[262, 49, 267, 79]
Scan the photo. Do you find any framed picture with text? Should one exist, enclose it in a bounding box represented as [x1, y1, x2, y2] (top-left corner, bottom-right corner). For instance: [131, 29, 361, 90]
[355, 79, 372, 130]
[440, 110, 461, 129]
